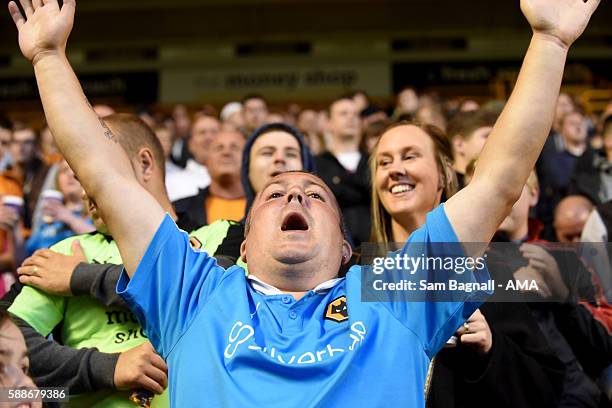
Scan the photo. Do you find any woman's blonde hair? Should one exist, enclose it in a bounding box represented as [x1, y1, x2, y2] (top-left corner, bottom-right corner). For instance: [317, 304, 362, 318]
[369, 121, 458, 244]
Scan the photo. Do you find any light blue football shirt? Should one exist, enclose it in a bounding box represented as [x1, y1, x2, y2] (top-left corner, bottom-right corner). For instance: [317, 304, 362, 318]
[117, 204, 489, 407]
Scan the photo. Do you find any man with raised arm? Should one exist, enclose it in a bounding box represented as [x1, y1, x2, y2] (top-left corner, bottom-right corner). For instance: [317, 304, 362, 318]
[8, 0, 600, 406]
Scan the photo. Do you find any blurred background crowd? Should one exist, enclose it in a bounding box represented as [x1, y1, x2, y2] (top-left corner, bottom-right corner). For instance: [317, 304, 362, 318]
[0, 0, 610, 406]
[0, 88, 611, 285]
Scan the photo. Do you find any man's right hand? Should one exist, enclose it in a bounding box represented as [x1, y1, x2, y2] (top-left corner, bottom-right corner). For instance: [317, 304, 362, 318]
[114, 341, 168, 395]
[8, 0, 75, 64]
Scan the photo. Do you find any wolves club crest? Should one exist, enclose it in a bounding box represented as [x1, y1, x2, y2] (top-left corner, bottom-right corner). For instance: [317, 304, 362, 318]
[189, 236, 202, 249]
[325, 296, 348, 322]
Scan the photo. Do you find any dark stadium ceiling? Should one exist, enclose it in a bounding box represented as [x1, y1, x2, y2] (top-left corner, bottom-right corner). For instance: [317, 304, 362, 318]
[75, 0, 423, 10]
[0, 0, 610, 48]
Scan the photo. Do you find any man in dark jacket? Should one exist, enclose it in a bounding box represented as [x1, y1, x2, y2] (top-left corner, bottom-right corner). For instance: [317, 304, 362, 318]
[316, 97, 370, 247]
[494, 174, 611, 407]
[569, 115, 612, 205]
[173, 129, 245, 227]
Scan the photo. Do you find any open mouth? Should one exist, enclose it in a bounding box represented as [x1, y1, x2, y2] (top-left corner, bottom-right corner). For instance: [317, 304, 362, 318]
[390, 183, 415, 194]
[281, 212, 309, 231]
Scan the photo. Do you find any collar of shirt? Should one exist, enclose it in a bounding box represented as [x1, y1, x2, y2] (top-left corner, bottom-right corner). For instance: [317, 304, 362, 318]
[247, 274, 344, 296]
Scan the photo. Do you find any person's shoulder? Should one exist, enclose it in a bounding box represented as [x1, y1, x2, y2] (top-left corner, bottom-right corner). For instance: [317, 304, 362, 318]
[9, 282, 66, 329]
[214, 220, 244, 243]
[191, 219, 232, 233]
[314, 151, 337, 166]
[189, 219, 232, 245]
[424, 204, 453, 230]
[173, 188, 208, 211]
[0, 168, 22, 194]
[357, 151, 369, 166]
[581, 147, 598, 162]
[49, 231, 111, 254]
[596, 200, 612, 225]
[411, 204, 458, 243]
[315, 151, 335, 160]
[228, 220, 244, 229]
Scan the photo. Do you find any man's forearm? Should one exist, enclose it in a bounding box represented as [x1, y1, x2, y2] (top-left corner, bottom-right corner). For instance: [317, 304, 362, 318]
[33, 53, 133, 198]
[474, 34, 568, 201]
[16, 316, 118, 393]
[71, 263, 127, 308]
[447, 35, 572, 243]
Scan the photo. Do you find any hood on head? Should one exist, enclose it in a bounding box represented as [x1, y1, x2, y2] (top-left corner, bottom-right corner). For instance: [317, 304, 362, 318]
[241, 123, 316, 219]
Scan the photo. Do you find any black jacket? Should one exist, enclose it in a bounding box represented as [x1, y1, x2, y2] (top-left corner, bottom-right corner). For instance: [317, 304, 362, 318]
[314, 151, 371, 248]
[569, 149, 612, 205]
[173, 187, 211, 231]
[427, 247, 567, 408]
[486, 239, 612, 407]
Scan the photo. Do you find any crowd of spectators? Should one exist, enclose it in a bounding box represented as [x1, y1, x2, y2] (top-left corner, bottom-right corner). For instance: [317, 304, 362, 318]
[0, 88, 599, 254]
[1, 85, 611, 407]
[0, 0, 610, 406]
[6, 0, 612, 406]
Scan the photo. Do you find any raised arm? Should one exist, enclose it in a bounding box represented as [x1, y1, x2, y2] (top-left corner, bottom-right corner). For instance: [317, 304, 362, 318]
[8, 0, 163, 275]
[445, 0, 600, 243]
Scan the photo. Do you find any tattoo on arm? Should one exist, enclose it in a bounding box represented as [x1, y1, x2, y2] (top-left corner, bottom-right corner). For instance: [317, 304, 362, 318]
[85, 98, 117, 143]
[99, 118, 117, 143]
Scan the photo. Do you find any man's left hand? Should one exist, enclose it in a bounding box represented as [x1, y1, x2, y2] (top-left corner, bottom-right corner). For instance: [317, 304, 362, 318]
[17, 239, 86, 296]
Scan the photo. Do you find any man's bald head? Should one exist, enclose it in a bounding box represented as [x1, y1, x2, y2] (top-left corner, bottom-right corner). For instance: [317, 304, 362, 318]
[554, 195, 593, 243]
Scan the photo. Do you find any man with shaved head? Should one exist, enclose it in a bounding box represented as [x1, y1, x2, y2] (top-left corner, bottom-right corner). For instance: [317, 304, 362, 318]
[554, 195, 594, 243]
[9, 0, 600, 406]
